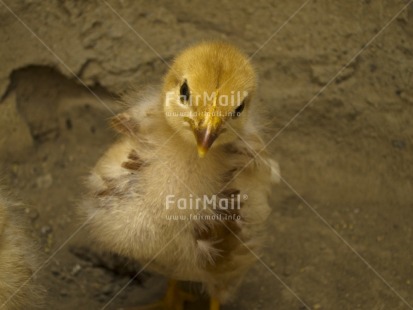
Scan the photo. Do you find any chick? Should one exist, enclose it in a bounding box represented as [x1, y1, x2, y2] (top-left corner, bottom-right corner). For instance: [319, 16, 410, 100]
[0, 191, 40, 309]
[81, 42, 279, 309]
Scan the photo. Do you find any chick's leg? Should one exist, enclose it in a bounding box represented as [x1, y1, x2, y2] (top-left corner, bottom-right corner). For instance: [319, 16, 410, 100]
[163, 279, 196, 310]
[210, 297, 220, 310]
[123, 279, 196, 310]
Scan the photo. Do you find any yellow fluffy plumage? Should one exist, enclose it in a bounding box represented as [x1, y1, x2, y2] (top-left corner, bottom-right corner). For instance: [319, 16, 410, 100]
[80, 42, 279, 309]
[0, 191, 40, 310]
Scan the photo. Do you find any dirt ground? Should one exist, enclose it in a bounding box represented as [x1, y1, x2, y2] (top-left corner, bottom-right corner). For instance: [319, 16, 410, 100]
[1, 1, 413, 309]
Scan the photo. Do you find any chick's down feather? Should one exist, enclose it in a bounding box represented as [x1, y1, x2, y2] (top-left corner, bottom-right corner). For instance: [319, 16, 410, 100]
[80, 42, 279, 302]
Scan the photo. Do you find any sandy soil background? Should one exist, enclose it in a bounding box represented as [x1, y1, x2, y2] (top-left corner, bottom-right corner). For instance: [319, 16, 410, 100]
[0, 0, 412, 309]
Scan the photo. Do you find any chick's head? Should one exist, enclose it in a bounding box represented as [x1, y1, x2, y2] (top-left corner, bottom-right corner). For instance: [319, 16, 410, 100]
[162, 42, 256, 158]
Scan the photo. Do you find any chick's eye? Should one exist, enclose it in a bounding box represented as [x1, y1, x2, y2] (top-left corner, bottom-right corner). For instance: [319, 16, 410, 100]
[180, 81, 190, 103]
[232, 101, 245, 118]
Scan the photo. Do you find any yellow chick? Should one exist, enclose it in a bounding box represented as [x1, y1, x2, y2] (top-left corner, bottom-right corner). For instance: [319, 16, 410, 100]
[81, 42, 279, 309]
[0, 191, 40, 309]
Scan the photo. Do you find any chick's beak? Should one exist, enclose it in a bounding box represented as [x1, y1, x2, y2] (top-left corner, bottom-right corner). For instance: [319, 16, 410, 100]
[194, 120, 221, 158]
